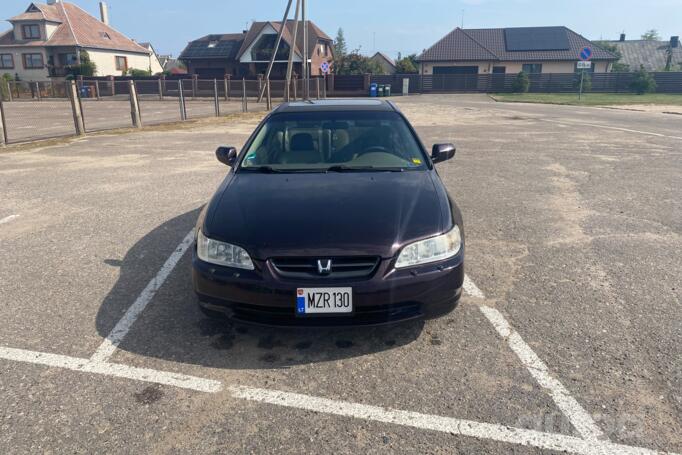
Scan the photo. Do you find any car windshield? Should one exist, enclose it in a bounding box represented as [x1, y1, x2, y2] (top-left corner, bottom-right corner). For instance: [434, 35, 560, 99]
[239, 111, 427, 172]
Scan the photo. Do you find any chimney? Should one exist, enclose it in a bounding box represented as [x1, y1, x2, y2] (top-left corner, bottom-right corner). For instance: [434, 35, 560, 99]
[619, 33, 626, 42]
[99, 1, 109, 25]
[47, 0, 60, 4]
[671, 36, 680, 48]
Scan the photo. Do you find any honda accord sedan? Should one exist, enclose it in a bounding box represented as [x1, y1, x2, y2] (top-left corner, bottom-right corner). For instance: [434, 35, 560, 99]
[192, 99, 464, 326]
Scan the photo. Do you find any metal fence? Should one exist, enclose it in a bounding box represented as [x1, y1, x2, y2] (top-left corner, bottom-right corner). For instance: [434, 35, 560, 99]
[0, 78, 275, 146]
[326, 72, 682, 95]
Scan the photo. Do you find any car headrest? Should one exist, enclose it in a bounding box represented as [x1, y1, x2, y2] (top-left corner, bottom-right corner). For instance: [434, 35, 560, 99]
[290, 133, 315, 152]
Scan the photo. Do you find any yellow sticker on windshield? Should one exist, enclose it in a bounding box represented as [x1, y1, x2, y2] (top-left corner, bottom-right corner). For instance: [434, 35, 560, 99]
[412, 158, 422, 164]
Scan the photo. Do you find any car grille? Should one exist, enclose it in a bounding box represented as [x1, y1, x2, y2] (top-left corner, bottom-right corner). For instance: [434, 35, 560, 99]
[270, 256, 380, 280]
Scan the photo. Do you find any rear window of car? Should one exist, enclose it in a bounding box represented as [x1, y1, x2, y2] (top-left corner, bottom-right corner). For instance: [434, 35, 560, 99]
[240, 111, 427, 171]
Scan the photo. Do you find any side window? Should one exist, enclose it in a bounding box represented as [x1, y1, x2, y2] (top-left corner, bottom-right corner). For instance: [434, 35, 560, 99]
[522, 63, 542, 74]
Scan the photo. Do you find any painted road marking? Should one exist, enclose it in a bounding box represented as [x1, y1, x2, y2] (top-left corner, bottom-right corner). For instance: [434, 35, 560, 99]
[464, 277, 605, 440]
[543, 119, 682, 140]
[0, 346, 221, 393]
[0, 214, 20, 225]
[89, 229, 195, 363]
[231, 386, 675, 455]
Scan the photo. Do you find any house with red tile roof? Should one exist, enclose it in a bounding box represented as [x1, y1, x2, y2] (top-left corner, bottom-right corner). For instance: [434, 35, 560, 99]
[0, 1, 159, 81]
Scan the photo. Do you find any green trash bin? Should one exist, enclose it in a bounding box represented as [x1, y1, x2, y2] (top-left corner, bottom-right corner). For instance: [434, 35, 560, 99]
[377, 85, 384, 97]
[385, 84, 391, 97]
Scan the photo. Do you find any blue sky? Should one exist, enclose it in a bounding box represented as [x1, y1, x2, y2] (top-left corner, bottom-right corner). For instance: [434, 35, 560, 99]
[1, 0, 679, 58]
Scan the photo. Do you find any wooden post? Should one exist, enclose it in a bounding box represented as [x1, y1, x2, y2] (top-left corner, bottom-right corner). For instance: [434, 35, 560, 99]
[192, 74, 197, 99]
[0, 97, 7, 146]
[323, 74, 327, 98]
[213, 79, 220, 117]
[316, 78, 320, 100]
[128, 80, 142, 128]
[68, 81, 85, 136]
[224, 75, 230, 101]
[257, 74, 263, 101]
[14, 81, 19, 99]
[34, 82, 41, 101]
[293, 76, 298, 100]
[109, 76, 116, 96]
[178, 80, 186, 120]
[95, 80, 101, 100]
[242, 78, 247, 112]
[6, 81, 12, 102]
[158, 78, 163, 100]
[266, 79, 272, 110]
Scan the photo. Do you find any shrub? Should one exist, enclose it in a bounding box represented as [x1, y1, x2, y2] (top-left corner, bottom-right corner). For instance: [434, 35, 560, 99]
[630, 65, 656, 94]
[128, 68, 152, 77]
[65, 50, 97, 77]
[511, 71, 530, 93]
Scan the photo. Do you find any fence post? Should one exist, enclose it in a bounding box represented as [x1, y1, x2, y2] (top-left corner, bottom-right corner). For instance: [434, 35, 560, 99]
[68, 81, 85, 136]
[258, 75, 263, 101]
[0, 97, 7, 146]
[266, 79, 272, 110]
[95, 80, 101, 100]
[192, 74, 198, 99]
[316, 78, 320, 100]
[5, 81, 12, 102]
[293, 76, 297, 100]
[178, 80, 186, 121]
[242, 78, 248, 112]
[213, 79, 220, 117]
[158, 78, 164, 100]
[34, 82, 41, 101]
[109, 76, 115, 96]
[224, 75, 230, 101]
[128, 80, 142, 128]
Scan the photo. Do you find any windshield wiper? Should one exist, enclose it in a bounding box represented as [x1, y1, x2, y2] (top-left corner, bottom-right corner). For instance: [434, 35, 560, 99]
[325, 165, 405, 173]
[240, 166, 286, 173]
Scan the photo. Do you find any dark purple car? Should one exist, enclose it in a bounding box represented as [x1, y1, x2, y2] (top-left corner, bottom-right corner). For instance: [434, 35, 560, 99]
[192, 99, 464, 326]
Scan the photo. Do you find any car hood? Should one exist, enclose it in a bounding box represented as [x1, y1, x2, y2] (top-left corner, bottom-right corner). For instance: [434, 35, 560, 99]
[204, 171, 446, 259]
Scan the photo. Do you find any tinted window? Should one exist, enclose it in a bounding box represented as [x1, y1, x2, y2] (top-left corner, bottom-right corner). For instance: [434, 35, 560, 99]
[241, 111, 427, 171]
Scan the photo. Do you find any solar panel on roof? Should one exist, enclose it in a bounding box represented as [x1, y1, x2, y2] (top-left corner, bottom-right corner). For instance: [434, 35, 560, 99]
[504, 27, 569, 51]
[181, 39, 241, 59]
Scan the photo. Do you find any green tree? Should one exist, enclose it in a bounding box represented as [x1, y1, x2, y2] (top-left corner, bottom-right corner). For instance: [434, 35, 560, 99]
[335, 49, 382, 75]
[511, 71, 530, 93]
[0, 73, 13, 100]
[594, 41, 630, 72]
[66, 50, 97, 77]
[395, 54, 419, 74]
[630, 65, 657, 94]
[640, 29, 661, 41]
[333, 28, 347, 58]
[573, 71, 592, 92]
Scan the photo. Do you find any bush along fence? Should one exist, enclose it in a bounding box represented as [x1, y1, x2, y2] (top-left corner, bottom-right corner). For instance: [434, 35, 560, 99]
[0, 76, 330, 146]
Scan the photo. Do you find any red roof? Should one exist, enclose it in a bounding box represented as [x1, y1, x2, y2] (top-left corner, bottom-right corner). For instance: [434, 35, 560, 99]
[1, 2, 150, 54]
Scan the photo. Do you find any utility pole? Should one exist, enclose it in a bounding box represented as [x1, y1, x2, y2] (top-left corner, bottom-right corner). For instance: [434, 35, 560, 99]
[285, 0, 302, 102]
[302, 0, 309, 100]
[258, 0, 294, 102]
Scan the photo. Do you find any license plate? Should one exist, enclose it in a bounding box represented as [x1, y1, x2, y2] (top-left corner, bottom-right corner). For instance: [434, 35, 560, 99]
[296, 288, 353, 315]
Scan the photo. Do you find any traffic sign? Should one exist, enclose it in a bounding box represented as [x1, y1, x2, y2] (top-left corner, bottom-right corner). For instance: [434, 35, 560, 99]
[577, 61, 592, 69]
[320, 61, 330, 74]
[579, 47, 592, 61]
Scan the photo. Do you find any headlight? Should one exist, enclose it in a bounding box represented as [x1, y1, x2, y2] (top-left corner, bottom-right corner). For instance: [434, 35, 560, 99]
[197, 230, 254, 270]
[395, 225, 462, 269]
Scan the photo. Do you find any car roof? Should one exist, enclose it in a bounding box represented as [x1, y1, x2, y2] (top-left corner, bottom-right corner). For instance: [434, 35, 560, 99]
[273, 99, 398, 113]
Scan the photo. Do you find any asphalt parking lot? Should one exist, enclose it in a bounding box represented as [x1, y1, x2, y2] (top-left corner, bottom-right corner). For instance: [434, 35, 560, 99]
[0, 94, 680, 454]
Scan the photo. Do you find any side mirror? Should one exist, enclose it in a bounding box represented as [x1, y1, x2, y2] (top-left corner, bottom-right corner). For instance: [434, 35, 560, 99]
[216, 146, 238, 167]
[431, 143, 456, 164]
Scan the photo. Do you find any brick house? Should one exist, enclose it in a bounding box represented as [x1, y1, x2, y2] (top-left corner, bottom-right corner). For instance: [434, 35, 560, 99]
[179, 20, 334, 78]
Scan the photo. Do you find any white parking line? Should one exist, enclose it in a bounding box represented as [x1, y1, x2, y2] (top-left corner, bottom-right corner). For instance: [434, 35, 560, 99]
[464, 276, 604, 440]
[0, 214, 20, 225]
[543, 119, 682, 140]
[89, 229, 195, 363]
[231, 386, 672, 455]
[0, 346, 221, 393]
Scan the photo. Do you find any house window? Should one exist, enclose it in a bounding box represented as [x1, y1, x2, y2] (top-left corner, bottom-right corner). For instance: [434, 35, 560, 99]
[22, 53, 44, 69]
[115, 56, 128, 71]
[251, 34, 290, 61]
[492, 66, 506, 74]
[0, 54, 14, 69]
[22, 24, 41, 40]
[522, 63, 542, 74]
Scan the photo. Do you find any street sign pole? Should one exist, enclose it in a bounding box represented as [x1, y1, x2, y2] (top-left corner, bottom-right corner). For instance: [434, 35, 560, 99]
[579, 69, 584, 101]
[577, 47, 592, 102]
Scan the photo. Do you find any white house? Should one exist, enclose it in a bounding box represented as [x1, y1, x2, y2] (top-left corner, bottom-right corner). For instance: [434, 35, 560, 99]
[0, 1, 159, 81]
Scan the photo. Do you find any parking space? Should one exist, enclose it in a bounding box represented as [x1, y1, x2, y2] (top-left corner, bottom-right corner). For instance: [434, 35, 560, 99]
[0, 95, 680, 454]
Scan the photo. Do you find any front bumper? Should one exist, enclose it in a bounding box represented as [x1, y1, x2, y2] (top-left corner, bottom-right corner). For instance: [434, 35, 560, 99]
[192, 248, 464, 327]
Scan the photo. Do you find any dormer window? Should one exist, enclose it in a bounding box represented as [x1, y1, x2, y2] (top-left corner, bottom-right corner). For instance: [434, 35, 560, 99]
[208, 40, 219, 48]
[22, 24, 41, 40]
